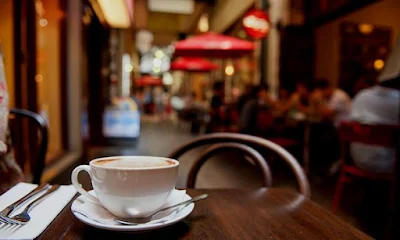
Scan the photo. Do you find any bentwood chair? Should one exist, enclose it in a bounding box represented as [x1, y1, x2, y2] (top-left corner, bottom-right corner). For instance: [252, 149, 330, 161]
[332, 121, 399, 213]
[168, 133, 311, 197]
[9, 108, 48, 184]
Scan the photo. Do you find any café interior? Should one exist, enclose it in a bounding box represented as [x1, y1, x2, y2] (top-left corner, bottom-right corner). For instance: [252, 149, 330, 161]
[0, 0, 399, 239]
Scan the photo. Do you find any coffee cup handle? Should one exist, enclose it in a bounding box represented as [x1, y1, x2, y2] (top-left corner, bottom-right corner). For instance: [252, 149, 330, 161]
[71, 165, 100, 204]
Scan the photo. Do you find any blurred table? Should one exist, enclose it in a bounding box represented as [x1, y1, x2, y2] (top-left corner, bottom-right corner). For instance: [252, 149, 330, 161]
[38, 188, 371, 239]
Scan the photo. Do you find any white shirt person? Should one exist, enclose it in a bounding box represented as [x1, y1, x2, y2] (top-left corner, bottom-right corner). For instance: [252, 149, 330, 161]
[350, 86, 399, 173]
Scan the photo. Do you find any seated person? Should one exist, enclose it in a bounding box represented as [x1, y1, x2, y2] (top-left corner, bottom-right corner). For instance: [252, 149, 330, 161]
[210, 82, 224, 113]
[0, 64, 24, 194]
[207, 82, 225, 132]
[312, 79, 351, 127]
[239, 84, 275, 135]
[280, 82, 310, 120]
[350, 78, 399, 173]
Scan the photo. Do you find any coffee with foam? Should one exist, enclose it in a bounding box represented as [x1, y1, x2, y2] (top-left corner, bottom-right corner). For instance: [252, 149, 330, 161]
[93, 157, 175, 168]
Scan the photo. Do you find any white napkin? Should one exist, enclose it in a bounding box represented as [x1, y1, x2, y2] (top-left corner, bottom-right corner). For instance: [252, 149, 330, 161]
[0, 182, 77, 240]
[71, 189, 186, 226]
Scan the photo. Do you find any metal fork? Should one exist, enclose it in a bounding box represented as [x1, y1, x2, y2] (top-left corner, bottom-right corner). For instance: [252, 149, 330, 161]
[0, 183, 50, 220]
[0, 185, 60, 225]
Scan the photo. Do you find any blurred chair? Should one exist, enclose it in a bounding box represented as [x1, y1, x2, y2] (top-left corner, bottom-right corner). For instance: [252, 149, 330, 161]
[9, 108, 48, 184]
[332, 121, 399, 213]
[168, 133, 311, 197]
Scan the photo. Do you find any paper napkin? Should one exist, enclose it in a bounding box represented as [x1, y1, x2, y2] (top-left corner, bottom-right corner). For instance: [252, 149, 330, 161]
[0, 183, 77, 240]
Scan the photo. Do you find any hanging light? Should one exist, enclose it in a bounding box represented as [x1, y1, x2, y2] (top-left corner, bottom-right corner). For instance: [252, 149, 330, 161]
[225, 65, 234, 76]
[162, 72, 173, 85]
[198, 13, 209, 32]
[358, 23, 374, 35]
[374, 59, 385, 71]
[153, 58, 162, 67]
[155, 50, 165, 59]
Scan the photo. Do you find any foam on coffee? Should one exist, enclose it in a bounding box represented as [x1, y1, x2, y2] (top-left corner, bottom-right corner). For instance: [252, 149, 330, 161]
[94, 157, 175, 168]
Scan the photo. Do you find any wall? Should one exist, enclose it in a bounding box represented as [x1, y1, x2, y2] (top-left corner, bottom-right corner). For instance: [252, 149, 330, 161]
[0, 0, 15, 107]
[315, 0, 400, 87]
[67, 0, 82, 151]
[268, 0, 290, 98]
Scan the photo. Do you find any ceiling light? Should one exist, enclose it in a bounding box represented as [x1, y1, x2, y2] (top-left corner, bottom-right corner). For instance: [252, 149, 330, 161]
[148, 0, 194, 14]
[97, 0, 131, 28]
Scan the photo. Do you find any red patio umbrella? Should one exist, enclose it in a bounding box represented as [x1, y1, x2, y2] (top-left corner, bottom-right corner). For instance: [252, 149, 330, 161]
[174, 32, 255, 58]
[170, 57, 219, 72]
[135, 75, 162, 87]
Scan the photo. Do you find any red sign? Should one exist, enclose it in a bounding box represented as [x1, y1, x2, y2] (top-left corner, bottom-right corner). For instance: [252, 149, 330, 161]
[242, 10, 270, 39]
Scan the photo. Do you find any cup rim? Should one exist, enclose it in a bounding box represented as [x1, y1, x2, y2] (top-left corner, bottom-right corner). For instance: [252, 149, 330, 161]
[89, 156, 179, 170]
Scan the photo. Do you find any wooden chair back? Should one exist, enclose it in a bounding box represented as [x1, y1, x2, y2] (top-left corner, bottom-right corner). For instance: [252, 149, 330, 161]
[339, 121, 399, 166]
[9, 108, 48, 184]
[339, 121, 398, 148]
[168, 133, 311, 197]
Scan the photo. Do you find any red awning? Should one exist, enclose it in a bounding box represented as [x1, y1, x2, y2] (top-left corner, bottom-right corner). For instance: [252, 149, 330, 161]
[174, 32, 254, 58]
[136, 75, 162, 87]
[170, 57, 219, 72]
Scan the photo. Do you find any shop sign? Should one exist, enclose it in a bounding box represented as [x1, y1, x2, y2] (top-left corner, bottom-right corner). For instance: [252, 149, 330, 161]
[242, 10, 270, 39]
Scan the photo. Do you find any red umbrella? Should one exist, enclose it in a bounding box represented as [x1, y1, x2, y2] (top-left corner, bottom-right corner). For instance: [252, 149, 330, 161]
[136, 75, 162, 87]
[174, 32, 254, 58]
[170, 57, 219, 72]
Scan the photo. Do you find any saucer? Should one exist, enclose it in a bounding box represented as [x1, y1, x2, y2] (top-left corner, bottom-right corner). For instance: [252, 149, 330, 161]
[71, 190, 194, 232]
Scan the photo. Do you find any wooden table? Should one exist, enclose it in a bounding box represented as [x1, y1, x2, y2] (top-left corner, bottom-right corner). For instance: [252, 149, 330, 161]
[38, 188, 371, 239]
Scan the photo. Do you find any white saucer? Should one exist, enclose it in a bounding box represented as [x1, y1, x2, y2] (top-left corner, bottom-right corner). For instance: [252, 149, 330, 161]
[71, 191, 194, 232]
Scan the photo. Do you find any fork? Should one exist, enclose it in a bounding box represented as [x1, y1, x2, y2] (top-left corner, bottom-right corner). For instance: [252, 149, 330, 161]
[0, 185, 60, 225]
[0, 183, 50, 219]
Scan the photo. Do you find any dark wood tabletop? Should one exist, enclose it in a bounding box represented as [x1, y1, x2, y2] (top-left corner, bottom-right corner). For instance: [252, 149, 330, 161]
[38, 188, 371, 240]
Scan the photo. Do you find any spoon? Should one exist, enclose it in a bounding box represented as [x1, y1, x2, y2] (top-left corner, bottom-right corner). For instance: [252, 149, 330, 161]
[115, 194, 208, 225]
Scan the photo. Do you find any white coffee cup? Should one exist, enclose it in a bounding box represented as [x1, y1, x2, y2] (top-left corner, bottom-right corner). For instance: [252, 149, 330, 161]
[71, 156, 179, 218]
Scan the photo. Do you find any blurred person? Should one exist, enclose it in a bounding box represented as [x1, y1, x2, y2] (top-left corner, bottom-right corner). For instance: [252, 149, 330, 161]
[278, 88, 289, 103]
[280, 82, 310, 120]
[153, 86, 166, 118]
[350, 75, 400, 173]
[143, 87, 153, 114]
[308, 79, 351, 175]
[237, 84, 253, 113]
[184, 92, 207, 134]
[183, 92, 196, 110]
[239, 84, 275, 135]
[0, 55, 23, 194]
[312, 79, 351, 127]
[210, 81, 224, 112]
[170, 94, 185, 111]
[206, 82, 225, 133]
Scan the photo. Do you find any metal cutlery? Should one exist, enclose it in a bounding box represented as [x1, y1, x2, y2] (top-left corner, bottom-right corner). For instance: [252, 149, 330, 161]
[0, 183, 50, 219]
[115, 194, 208, 225]
[0, 185, 60, 225]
